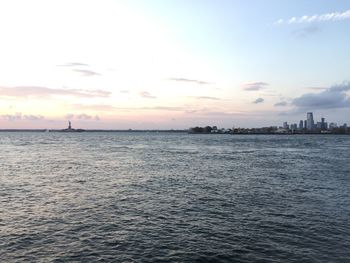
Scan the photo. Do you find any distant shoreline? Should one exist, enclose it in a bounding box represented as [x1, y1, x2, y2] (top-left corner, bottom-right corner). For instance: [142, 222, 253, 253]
[0, 129, 187, 133]
[0, 129, 349, 135]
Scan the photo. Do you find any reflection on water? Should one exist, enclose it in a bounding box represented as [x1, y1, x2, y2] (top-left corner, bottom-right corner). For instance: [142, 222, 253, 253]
[1, 133, 350, 262]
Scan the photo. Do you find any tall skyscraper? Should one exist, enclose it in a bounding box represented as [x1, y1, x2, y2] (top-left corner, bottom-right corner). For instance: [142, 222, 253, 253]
[307, 112, 314, 130]
[321, 117, 326, 130]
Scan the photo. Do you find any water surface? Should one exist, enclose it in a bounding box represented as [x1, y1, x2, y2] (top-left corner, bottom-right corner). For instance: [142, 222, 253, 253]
[1, 133, 350, 262]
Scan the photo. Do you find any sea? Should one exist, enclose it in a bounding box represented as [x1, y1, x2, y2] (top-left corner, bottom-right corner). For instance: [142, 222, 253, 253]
[1, 132, 350, 262]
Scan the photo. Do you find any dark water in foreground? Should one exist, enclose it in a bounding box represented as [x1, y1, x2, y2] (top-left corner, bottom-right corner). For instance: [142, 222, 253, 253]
[1, 133, 350, 262]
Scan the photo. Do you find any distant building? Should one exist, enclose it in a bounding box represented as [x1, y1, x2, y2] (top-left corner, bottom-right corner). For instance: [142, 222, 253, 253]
[320, 117, 328, 130]
[283, 122, 289, 130]
[306, 112, 314, 130]
[299, 120, 304, 130]
[304, 120, 307, 130]
[329, 122, 338, 129]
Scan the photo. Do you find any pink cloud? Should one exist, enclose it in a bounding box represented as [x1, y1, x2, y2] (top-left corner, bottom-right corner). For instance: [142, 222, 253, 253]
[0, 86, 111, 98]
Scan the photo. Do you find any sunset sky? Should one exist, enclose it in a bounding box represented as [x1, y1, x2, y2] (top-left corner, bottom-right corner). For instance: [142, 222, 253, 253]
[0, 0, 350, 129]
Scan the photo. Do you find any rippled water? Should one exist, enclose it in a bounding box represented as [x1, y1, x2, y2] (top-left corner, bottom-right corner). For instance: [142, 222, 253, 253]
[1, 132, 350, 262]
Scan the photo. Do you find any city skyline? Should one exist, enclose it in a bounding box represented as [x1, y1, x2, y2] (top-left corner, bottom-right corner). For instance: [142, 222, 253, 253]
[0, 0, 350, 129]
[1, 111, 348, 133]
[281, 112, 347, 131]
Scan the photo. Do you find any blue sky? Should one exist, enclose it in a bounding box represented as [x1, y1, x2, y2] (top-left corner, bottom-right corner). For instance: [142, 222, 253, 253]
[0, 0, 349, 129]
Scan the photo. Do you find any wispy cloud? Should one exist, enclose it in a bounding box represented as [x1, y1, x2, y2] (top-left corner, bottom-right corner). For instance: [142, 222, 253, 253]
[276, 9, 350, 24]
[185, 109, 197, 114]
[169, 78, 211, 85]
[189, 96, 221, 101]
[201, 111, 248, 117]
[242, 82, 269, 91]
[57, 62, 89, 67]
[306, 86, 328, 91]
[57, 62, 101, 77]
[70, 104, 115, 111]
[65, 113, 100, 121]
[292, 82, 350, 110]
[24, 114, 44, 120]
[65, 113, 75, 119]
[57, 62, 101, 76]
[76, 113, 98, 120]
[0, 86, 111, 98]
[292, 25, 320, 38]
[274, 101, 288, 107]
[140, 91, 156, 99]
[147, 106, 182, 111]
[182, 107, 248, 116]
[71, 104, 183, 112]
[73, 69, 101, 77]
[253, 98, 264, 104]
[1, 112, 44, 121]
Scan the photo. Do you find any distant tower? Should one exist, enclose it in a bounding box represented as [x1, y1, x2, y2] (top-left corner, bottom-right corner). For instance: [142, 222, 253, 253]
[299, 120, 304, 130]
[306, 112, 314, 130]
[321, 118, 327, 130]
[68, 121, 72, 129]
[321, 117, 325, 130]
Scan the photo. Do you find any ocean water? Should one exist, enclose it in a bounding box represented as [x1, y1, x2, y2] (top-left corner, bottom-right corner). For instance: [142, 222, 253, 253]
[1, 132, 350, 262]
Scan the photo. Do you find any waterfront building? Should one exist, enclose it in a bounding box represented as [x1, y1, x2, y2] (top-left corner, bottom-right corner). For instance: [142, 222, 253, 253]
[299, 120, 304, 130]
[329, 122, 338, 129]
[321, 117, 327, 130]
[283, 122, 289, 130]
[291, 124, 297, 131]
[304, 120, 307, 130]
[306, 112, 314, 130]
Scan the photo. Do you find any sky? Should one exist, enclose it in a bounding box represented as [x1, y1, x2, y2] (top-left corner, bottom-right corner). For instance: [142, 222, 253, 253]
[0, 0, 349, 129]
